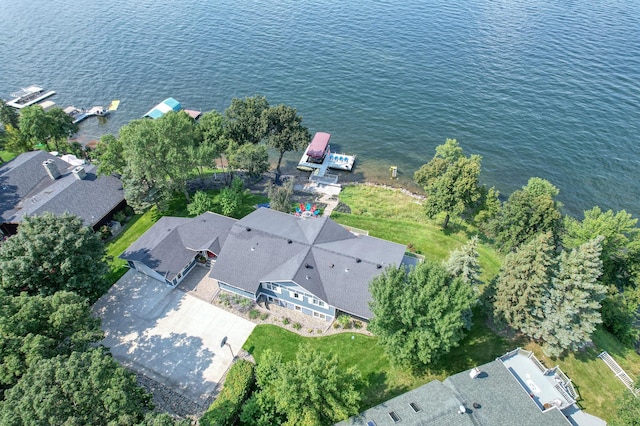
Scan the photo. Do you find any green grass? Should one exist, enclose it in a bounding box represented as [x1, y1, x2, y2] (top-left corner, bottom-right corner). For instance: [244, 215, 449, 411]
[243, 313, 518, 410]
[332, 186, 502, 282]
[0, 150, 18, 163]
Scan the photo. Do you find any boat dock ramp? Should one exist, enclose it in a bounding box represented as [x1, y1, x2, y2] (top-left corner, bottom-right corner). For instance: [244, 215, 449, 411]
[63, 106, 109, 124]
[6, 86, 56, 109]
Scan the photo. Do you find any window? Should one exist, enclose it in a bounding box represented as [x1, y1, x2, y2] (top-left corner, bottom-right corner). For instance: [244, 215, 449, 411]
[311, 297, 326, 307]
[388, 411, 401, 423]
[291, 291, 302, 300]
[264, 282, 281, 293]
[295, 305, 302, 312]
[267, 296, 279, 304]
[313, 311, 326, 320]
[409, 402, 422, 413]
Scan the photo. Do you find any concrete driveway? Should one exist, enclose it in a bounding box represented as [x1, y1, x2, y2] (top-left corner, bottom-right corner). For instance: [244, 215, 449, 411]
[93, 270, 255, 404]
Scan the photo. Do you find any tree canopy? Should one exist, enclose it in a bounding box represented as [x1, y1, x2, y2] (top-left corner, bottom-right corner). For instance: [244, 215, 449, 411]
[0, 348, 153, 425]
[17, 105, 77, 151]
[539, 237, 606, 357]
[0, 98, 19, 129]
[267, 181, 294, 213]
[490, 177, 563, 252]
[0, 290, 103, 389]
[368, 261, 476, 369]
[240, 347, 362, 426]
[226, 141, 269, 179]
[94, 133, 126, 176]
[0, 213, 108, 300]
[224, 95, 269, 145]
[414, 139, 482, 228]
[262, 104, 310, 173]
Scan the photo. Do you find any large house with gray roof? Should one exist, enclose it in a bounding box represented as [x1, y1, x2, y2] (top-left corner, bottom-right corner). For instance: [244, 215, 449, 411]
[338, 348, 606, 426]
[120, 207, 409, 321]
[0, 150, 125, 235]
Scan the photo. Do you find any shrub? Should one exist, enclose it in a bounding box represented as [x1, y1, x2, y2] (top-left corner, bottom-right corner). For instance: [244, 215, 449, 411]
[259, 312, 269, 321]
[200, 359, 255, 426]
[282, 317, 290, 325]
[334, 202, 351, 214]
[353, 321, 363, 329]
[333, 322, 340, 329]
[293, 322, 302, 330]
[307, 329, 314, 334]
[99, 225, 111, 240]
[113, 211, 126, 225]
[337, 315, 352, 328]
[124, 205, 135, 217]
[238, 298, 252, 309]
[249, 309, 259, 320]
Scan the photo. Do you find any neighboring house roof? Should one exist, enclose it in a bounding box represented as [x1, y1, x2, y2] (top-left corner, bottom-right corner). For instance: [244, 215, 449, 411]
[0, 151, 124, 228]
[338, 359, 571, 426]
[120, 212, 236, 282]
[211, 208, 406, 318]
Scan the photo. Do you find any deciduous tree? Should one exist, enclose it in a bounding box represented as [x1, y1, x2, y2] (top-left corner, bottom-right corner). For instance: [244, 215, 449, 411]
[414, 139, 482, 228]
[0, 98, 19, 129]
[187, 191, 215, 216]
[241, 347, 362, 426]
[94, 133, 126, 176]
[539, 237, 606, 357]
[0, 290, 103, 389]
[0, 213, 108, 300]
[267, 181, 294, 213]
[0, 348, 153, 425]
[494, 232, 555, 336]
[369, 261, 476, 369]
[262, 104, 310, 173]
[224, 95, 269, 145]
[490, 177, 563, 252]
[227, 141, 269, 179]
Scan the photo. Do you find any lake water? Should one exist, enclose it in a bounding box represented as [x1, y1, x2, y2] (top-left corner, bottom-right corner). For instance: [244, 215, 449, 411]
[1, 0, 639, 217]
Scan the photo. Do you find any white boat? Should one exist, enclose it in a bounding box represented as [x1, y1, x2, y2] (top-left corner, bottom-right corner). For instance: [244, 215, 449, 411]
[6, 85, 56, 109]
[297, 132, 356, 174]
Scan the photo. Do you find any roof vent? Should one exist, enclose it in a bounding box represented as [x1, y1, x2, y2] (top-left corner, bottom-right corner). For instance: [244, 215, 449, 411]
[305, 264, 312, 269]
[246, 227, 251, 231]
[287, 239, 292, 244]
[330, 263, 334, 268]
[42, 159, 61, 180]
[72, 166, 86, 180]
[251, 247, 255, 251]
[305, 275, 310, 280]
[356, 258, 361, 263]
[345, 268, 349, 273]
[376, 264, 382, 269]
[469, 367, 482, 379]
[459, 405, 467, 414]
[473, 402, 481, 409]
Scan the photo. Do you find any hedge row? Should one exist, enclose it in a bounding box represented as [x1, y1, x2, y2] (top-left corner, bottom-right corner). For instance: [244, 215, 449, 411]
[200, 359, 256, 426]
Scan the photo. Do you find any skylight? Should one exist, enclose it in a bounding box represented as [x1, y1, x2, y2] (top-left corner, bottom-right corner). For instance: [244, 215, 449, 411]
[388, 411, 401, 423]
[409, 402, 422, 413]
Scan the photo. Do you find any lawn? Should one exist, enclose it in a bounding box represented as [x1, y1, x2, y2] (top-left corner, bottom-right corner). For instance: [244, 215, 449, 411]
[0, 150, 18, 163]
[243, 312, 518, 410]
[333, 185, 502, 282]
[103, 189, 268, 285]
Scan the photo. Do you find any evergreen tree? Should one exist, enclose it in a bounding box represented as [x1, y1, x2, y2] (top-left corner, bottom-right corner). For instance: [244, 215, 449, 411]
[446, 235, 481, 288]
[369, 261, 476, 369]
[494, 232, 555, 336]
[268, 181, 294, 213]
[539, 237, 606, 357]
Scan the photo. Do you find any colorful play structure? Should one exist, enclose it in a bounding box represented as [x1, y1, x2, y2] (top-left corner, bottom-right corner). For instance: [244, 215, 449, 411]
[295, 203, 320, 218]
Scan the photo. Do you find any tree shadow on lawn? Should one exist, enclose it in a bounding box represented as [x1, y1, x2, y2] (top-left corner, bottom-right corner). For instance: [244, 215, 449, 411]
[360, 371, 410, 410]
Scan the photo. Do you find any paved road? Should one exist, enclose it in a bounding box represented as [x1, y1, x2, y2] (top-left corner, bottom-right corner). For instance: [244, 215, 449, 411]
[93, 270, 255, 404]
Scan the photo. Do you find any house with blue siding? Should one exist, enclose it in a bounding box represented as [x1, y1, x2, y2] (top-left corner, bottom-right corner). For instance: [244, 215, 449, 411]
[120, 212, 235, 287]
[210, 208, 408, 321]
[119, 207, 408, 321]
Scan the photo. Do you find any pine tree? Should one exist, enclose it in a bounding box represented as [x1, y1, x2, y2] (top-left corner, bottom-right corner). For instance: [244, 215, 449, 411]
[446, 235, 481, 288]
[494, 232, 555, 336]
[540, 237, 606, 357]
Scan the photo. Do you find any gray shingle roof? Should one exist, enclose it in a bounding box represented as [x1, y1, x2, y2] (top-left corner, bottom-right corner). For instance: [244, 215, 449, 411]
[0, 151, 124, 227]
[338, 359, 573, 426]
[120, 212, 236, 281]
[211, 208, 406, 318]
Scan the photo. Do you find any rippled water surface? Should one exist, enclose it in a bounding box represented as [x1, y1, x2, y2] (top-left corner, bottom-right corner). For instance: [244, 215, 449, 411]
[1, 0, 639, 216]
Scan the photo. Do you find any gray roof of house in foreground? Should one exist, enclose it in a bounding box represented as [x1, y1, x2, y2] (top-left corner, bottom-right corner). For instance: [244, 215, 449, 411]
[120, 212, 236, 281]
[0, 151, 124, 227]
[337, 359, 573, 426]
[211, 208, 406, 318]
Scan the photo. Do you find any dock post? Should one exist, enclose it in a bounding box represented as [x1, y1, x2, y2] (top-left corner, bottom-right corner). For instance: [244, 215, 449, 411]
[390, 166, 398, 179]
